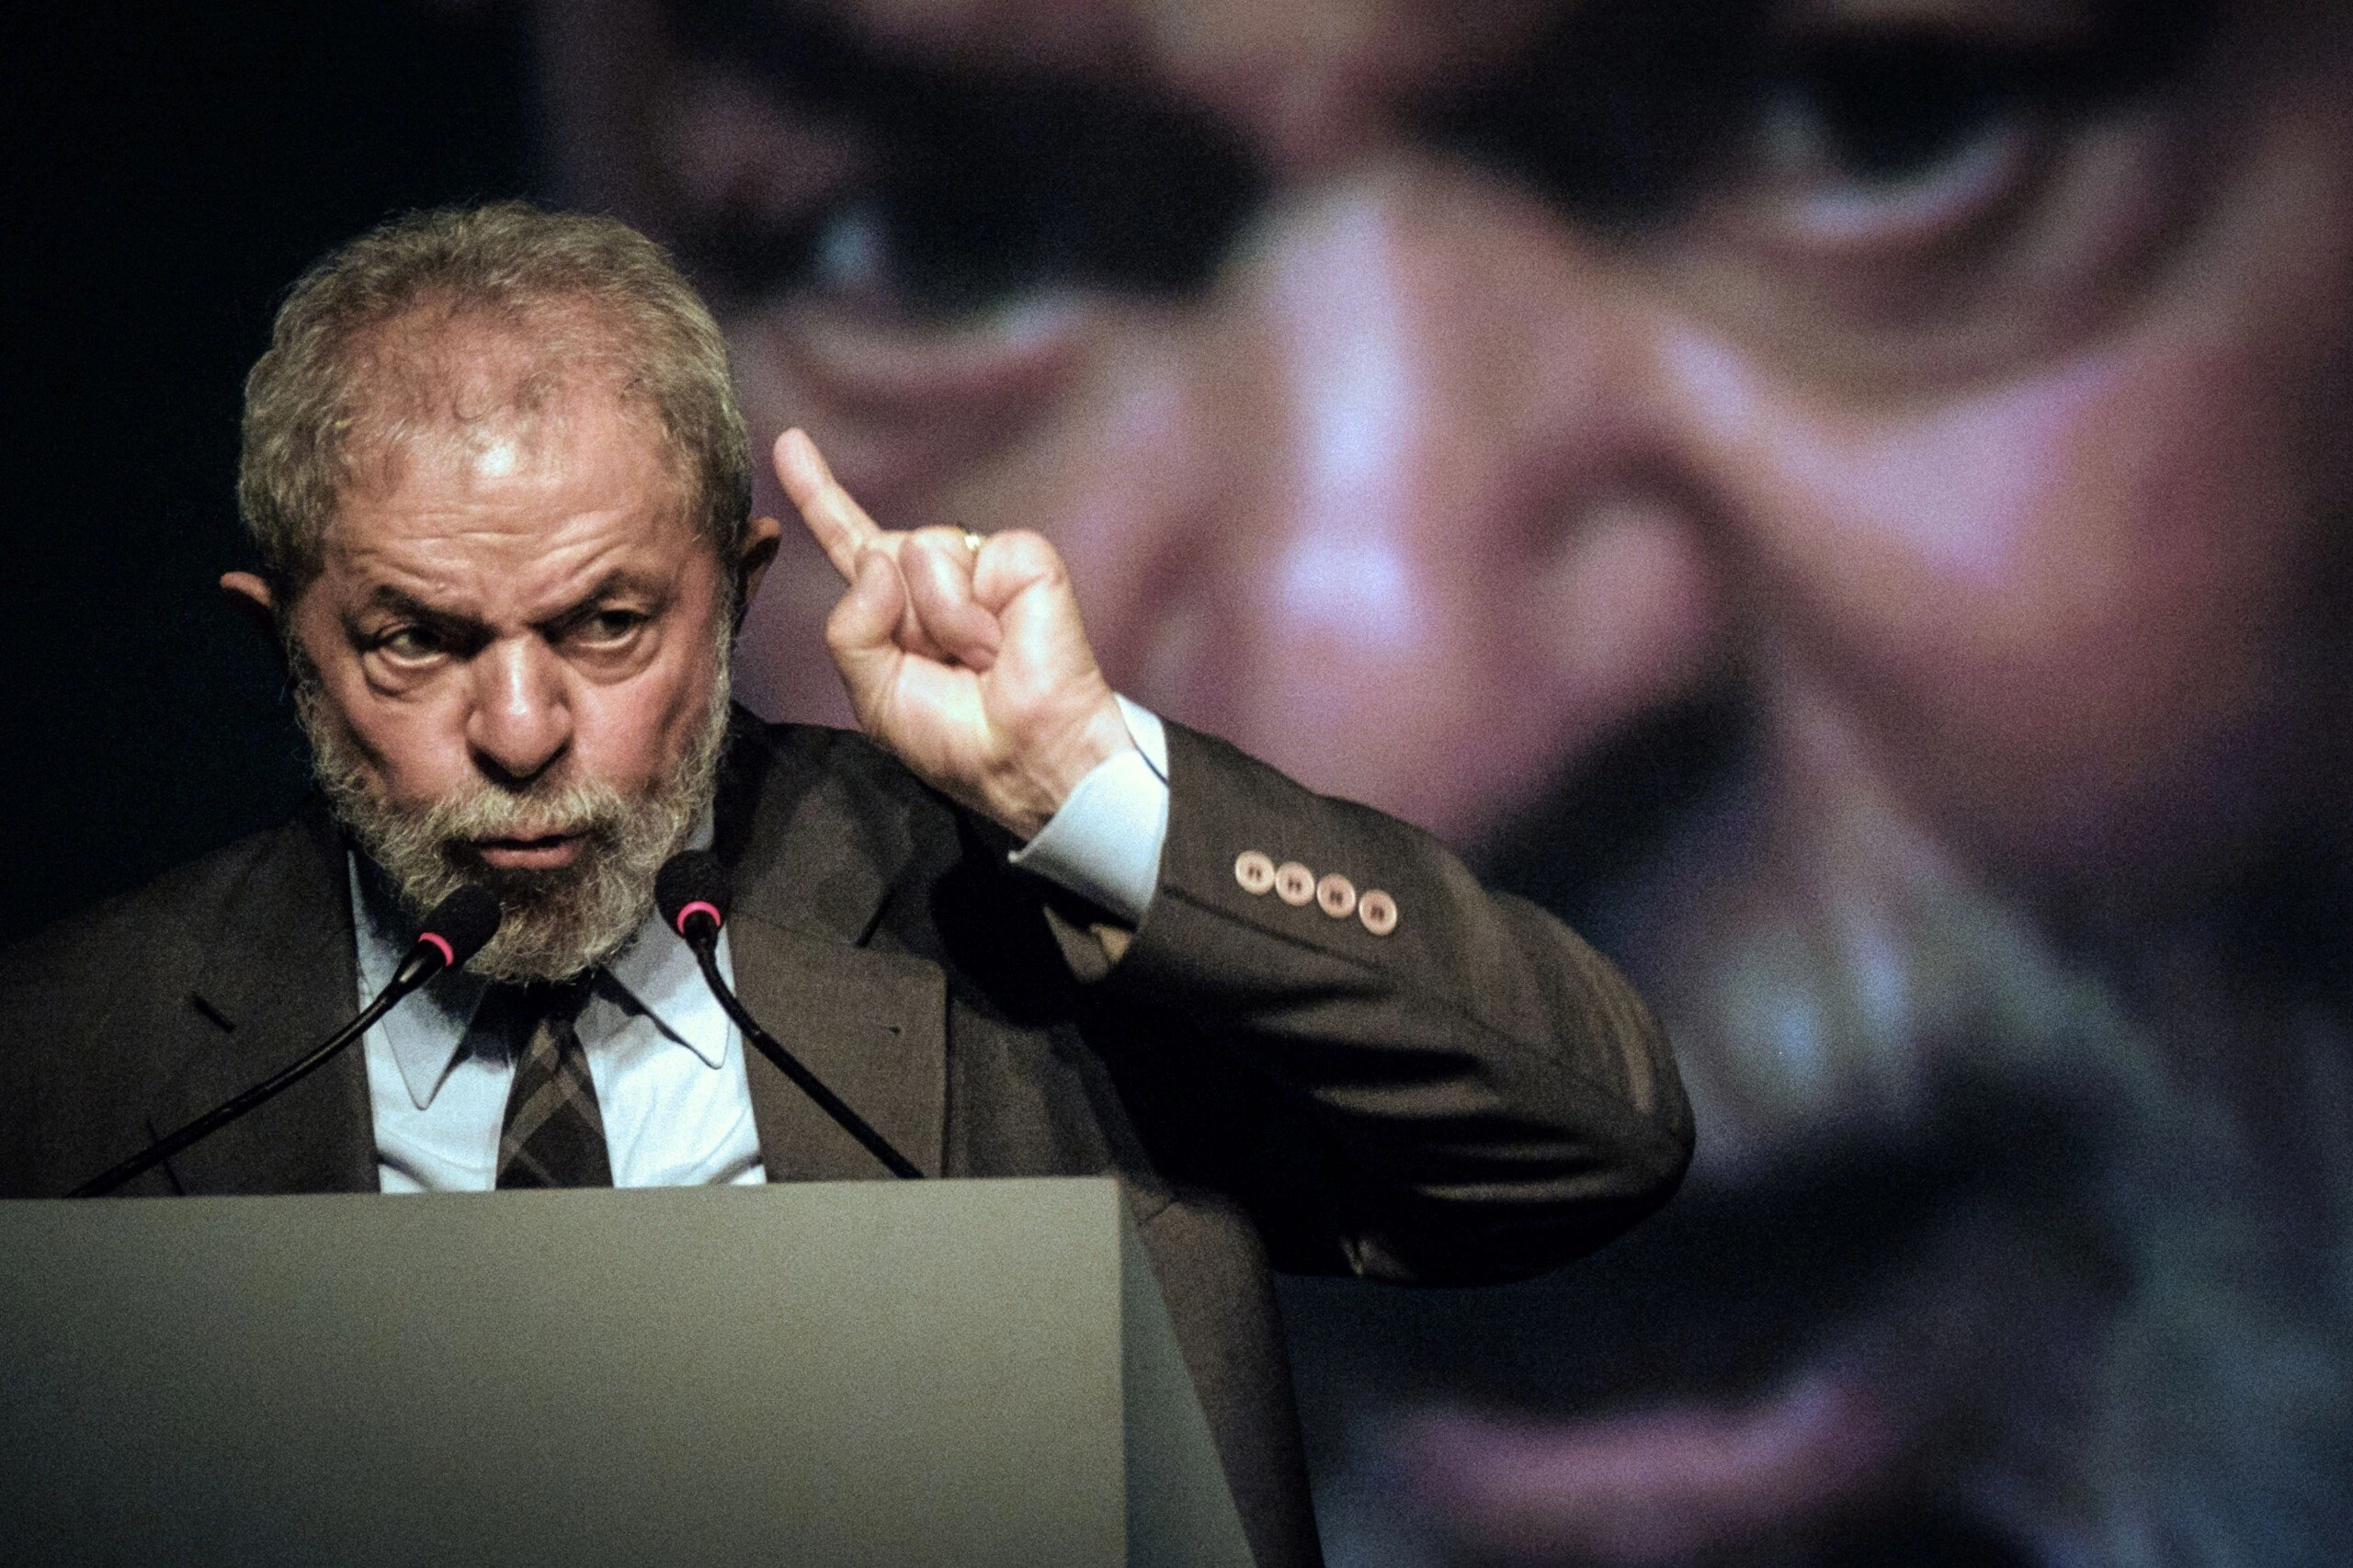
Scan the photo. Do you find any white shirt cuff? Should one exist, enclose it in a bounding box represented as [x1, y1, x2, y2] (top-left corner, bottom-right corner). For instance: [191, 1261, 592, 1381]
[1007, 696, 1169, 926]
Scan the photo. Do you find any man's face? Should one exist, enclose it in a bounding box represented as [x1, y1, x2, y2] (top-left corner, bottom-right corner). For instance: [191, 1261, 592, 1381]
[272, 335, 735, 980]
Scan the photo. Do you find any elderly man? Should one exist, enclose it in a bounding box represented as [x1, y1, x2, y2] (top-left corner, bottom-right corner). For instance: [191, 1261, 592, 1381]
[531, 0, 2353, 1562]
[0, 203, 1688, 1568]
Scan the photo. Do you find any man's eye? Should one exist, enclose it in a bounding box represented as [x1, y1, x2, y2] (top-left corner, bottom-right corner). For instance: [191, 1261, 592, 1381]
[1771, 39, 2028, 190]
[1718, 34, 2053, 246]
[670, 7, 1264, 319]
[376, 627, 443, 661]
[699, 108, 1261, 320]
[1429, 0, 2216, 231]
[1722, 13, 2215, 251]
[574, 610, 646, 646]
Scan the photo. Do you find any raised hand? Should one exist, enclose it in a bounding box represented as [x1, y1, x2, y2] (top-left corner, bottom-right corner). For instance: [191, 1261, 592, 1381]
[773, 428, 1133, 840]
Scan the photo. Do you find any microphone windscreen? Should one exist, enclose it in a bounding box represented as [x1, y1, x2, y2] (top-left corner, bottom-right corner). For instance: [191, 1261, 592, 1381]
[420, 884, 502, 968]
[656, 851, 733, 934]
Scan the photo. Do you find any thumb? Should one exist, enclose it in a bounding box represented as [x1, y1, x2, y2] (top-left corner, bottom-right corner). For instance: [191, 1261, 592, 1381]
[824, 549, 908, 724]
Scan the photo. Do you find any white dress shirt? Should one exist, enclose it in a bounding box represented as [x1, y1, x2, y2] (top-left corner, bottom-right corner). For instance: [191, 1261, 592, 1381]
[356, 699, 1170, 1192]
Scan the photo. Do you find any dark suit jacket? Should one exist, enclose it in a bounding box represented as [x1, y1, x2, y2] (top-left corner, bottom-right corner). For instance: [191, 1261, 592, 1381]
[0, 715, 1691, 1568]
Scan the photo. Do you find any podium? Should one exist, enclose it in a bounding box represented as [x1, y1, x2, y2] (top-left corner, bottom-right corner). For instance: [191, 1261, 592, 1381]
[0, 1178, 1256, 1567]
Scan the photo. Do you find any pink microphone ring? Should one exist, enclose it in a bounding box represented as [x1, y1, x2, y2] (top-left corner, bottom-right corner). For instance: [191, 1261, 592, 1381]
[417, 931, 456, 968]
[676, 900, 722, 935]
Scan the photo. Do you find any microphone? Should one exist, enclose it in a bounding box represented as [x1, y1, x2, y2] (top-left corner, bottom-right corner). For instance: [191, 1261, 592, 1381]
[655, 851, 922, 1180]
[69, 885, 502, 1198]
[658, 851, 728, 948]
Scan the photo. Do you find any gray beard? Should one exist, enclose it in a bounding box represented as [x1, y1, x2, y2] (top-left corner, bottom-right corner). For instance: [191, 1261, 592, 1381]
[1569, 793, 2353, 1562]
[296, 649, 733, 984]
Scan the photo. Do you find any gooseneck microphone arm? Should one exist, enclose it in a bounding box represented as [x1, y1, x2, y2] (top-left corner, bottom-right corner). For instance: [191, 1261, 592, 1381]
[68, 885, 502, 1199]
[656, 853, 923, 1180]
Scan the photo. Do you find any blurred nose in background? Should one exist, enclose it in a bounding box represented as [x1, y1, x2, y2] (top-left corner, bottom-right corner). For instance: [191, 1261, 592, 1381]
[1061, 158, 1722, 848]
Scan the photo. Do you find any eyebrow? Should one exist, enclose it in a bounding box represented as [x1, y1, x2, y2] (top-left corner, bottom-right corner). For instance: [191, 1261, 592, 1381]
[358, 573, 668, 634]
[360, 586, 472, 629]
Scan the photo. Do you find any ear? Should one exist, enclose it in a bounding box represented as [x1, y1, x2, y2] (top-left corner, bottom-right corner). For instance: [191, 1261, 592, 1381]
[733, 515, 786, 621]
[220, 572, 285, 658]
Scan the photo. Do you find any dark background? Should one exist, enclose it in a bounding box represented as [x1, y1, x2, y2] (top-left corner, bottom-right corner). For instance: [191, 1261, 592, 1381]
[5, 4, 534, 945]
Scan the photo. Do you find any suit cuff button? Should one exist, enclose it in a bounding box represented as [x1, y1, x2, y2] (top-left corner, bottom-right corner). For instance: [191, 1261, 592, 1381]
[1358, 890, 1398, 936]
[1274, 861, 1316, 905]
[1233, 850, 1276, 895]
[1315, 873, 1357, 918]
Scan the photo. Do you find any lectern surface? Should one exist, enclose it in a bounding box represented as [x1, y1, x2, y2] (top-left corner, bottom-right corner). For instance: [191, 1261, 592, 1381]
[0, 1177, 1253, 1568]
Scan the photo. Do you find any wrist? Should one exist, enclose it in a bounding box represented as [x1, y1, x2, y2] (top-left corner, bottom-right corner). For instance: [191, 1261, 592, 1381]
[1001, 689, 1133, 840]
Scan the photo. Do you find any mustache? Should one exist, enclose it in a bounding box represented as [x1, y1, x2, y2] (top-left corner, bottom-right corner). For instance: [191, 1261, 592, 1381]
[414, 779, 632, 860]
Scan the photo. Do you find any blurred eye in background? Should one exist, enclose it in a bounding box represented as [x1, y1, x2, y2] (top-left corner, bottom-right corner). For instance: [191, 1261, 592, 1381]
[664, 3, 1264, 324]
[1743, 33, 2047, 250]
[1733, 5, 2216, 257]
[1422, 0, 2220, 380]
[1432, 0, 2215, 244]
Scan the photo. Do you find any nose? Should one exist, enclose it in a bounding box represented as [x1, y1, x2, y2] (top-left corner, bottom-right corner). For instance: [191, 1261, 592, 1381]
[464, 635, 574, 786]
[1075, 163, 1724, 848]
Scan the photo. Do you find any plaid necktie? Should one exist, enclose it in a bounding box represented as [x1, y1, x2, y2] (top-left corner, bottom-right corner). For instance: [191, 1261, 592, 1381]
[495, 978, 613, 1188]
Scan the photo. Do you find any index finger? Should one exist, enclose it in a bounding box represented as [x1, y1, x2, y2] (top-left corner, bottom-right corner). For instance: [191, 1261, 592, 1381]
[775, 427, 886, 582]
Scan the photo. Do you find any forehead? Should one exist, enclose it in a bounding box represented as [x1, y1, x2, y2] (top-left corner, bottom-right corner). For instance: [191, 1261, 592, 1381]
[647, 0, 2202, 181]
[668, 0, 1563, 156]
[797, 0, 2131, 59]
[322, 332, 692, 580]
[801, 0, 1558, 80]
[336, 312, 678, 518]
[345, 303, 636, 445]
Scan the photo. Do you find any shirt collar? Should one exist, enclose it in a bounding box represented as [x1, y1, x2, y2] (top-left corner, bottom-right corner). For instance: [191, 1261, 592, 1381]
[348, 813, 730, 1111]
[591, 896, 732, 1071]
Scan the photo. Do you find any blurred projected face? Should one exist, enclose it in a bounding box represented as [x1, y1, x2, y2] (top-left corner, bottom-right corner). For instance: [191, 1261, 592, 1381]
[543, 0, 2351, 1551]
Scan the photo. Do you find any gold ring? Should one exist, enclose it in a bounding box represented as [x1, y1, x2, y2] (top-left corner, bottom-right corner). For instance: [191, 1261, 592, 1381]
[961, 528, 985, 554]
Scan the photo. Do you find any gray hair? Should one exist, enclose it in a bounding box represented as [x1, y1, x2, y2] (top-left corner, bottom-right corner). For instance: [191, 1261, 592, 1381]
[237, 200, 752, 598]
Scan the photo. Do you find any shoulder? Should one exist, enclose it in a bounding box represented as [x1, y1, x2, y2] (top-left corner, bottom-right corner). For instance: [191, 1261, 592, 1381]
[0, 812, 335, 1006]
[717, 714, 1069, 980]
[727, 714, 945, 808]
[0, 808, 347, 1197]
[716, 712, 969, 871]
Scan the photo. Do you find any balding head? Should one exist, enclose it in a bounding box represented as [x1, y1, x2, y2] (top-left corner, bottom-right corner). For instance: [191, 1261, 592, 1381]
[238, 200, 753, 606]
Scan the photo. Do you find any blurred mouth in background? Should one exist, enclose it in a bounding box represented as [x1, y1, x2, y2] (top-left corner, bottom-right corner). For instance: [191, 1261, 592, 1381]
[1375, 1092, 2103, 1566]
[1326, 685, 2115, 1566]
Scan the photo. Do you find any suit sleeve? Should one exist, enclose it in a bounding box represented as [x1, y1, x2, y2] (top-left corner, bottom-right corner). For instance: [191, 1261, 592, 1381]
[1083, 722, 1693, 1286]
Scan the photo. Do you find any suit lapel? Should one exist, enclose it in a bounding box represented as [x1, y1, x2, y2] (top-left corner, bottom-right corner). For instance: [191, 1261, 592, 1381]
[152, 804, 377, 1195]
[720, 729, 948, 1181]
[731, 915, 945, 1180]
